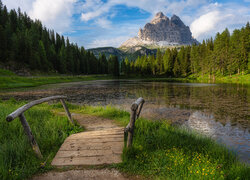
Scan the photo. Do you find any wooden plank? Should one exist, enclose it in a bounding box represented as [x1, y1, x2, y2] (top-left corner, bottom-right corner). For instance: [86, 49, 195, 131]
[65, 137, 124, 143]
[51, 155, 122, 166]
[68, 129, 124, 139]
[59, 141, 124, 151]
[55, 149, 122, 158]
[68, 134, 123, 140]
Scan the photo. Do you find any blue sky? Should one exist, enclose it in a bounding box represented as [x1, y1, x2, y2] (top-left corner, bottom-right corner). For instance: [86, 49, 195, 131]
[2, 0, 250, 49]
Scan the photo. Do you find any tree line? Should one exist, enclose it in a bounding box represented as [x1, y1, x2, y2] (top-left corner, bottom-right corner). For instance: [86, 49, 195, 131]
[121, 24, 250, 77]
[0, 1, 119, 76]
[0, 0, 249, 78]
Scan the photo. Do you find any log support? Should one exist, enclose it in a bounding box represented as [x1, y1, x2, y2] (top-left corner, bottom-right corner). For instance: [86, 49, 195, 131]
[19, 113, 43, 159]
[125, 97, 145, 148]
[60, 99, 74, 124]
[6, 96, 73, 158]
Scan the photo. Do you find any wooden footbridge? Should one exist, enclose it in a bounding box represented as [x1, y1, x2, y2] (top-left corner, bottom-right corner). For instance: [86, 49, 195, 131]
[6, 96, 145, 166]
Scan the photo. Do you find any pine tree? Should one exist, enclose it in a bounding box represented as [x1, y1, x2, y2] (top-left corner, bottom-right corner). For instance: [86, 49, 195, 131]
[38, 40, 50, 71]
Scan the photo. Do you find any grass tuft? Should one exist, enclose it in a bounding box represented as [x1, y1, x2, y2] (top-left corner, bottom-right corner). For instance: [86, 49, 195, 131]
[0, 100, 83, 180]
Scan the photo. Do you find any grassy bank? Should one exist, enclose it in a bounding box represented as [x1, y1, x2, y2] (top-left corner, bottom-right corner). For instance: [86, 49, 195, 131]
[0, 100, 83, 180]
[0, 74, 114, 89]
[121, 74, 250, 85]
[67, 105, 249, 180]
[190, 74, 250, 85]
[1, 69, 249, 90]
[1, 101, 249, 179]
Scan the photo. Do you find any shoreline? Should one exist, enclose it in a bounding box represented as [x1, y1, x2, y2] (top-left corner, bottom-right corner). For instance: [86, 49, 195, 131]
[0, 74, 249, 90]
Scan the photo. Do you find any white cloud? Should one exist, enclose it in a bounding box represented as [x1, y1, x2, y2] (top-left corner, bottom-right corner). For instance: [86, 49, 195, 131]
[2, 0, 33, 12]
[190, 3, 250, 40]
[191, 11, 221, 38]
[2, 0, 76, 33]
[79, 0, 207, 24]
[95, 17, 112, 29]
[2, 0, 250, 48]
[29, 0, 76, 33]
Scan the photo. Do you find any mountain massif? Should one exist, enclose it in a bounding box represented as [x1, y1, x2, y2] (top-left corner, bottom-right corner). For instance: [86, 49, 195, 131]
[90, 12, 198, 60]
[121, 12, 198, 48]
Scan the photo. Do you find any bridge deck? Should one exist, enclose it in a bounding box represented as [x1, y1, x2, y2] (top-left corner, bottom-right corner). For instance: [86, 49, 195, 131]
[51, 114, 124, 166]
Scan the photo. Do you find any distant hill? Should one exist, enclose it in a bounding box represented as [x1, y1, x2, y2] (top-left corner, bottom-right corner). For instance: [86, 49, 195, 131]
[88, 47, 125, 60]
[88, 46, 157, 61]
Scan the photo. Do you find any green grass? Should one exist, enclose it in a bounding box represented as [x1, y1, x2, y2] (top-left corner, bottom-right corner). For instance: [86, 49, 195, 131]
[190, 74, 250, 85]
[0, 75, 114, 89]
[1, 102, 249, 179]
[0, 69, 16, 76]
[0, 99, 83, 180]
[70, 105, 250, 180]
[0, 72, 249, 90]
[119, 74, 250, 85]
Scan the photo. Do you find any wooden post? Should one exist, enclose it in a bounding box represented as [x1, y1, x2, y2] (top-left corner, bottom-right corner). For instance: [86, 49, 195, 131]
[19, 113, 43, 159]
[127, 104, 138, 148]
[60, 99, 74, 124]
[136, 101, 144, 119]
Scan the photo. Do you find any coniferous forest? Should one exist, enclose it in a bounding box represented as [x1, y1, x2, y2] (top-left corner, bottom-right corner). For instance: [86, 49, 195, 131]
[0, 0, 249, 78]
[121, 25, 250, 77]
[0, 1, 119, 76]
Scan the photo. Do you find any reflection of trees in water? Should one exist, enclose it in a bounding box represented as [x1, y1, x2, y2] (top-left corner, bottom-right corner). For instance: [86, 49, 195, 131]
[1, 81, 248, 129]
[127, 82, 248, 129]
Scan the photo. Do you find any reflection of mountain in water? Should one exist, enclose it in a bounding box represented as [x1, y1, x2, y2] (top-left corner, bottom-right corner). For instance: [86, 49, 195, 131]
[184, 111, 250, 164]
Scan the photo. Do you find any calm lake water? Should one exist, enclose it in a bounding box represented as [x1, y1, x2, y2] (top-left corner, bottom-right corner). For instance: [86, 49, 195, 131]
[0, 80, 249, 163]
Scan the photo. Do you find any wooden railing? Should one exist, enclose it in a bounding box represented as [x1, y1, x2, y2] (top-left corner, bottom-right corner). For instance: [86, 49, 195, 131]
[6, 96, 74, 159]
[124, 97, 145, 147]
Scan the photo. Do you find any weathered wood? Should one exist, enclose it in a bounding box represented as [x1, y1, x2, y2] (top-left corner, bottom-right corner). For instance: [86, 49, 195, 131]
[124, 123, 130, 133]
[60, 99, 74, 124]
[126, 97, 145, 148]
[6, 95, 67, 122]
[19, 113, 43, 159]
[6, 96, 73, 159]
[127, 107, 137, 147]
[132, 97, 144, 110]
[136, 100, 145, 119]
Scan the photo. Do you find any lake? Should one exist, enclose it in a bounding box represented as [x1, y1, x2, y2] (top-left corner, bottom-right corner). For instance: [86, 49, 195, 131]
[0, 80, 249, 163]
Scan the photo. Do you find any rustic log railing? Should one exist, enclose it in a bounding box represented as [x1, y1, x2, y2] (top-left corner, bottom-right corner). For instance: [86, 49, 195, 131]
[6, 96, 74, 159]
[124, 97, 145, 147]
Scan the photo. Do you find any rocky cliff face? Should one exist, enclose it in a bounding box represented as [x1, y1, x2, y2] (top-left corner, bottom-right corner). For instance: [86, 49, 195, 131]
[120, 12, 198, 48]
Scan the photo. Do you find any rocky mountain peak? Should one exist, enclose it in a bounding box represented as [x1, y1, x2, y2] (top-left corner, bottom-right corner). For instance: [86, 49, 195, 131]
[151, 11, 169, 24]
[120, 12, 198, 48]
[156, 12, 164, 18]
[170, 14, 185, 27]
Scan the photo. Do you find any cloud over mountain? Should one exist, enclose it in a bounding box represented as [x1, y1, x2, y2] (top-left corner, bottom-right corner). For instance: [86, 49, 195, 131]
[2, 0, 250, 48]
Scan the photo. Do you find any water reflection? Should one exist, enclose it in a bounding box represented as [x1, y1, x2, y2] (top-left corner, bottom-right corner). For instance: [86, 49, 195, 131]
[184, 111, 250, 163]
[0, 80, 249, 163]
